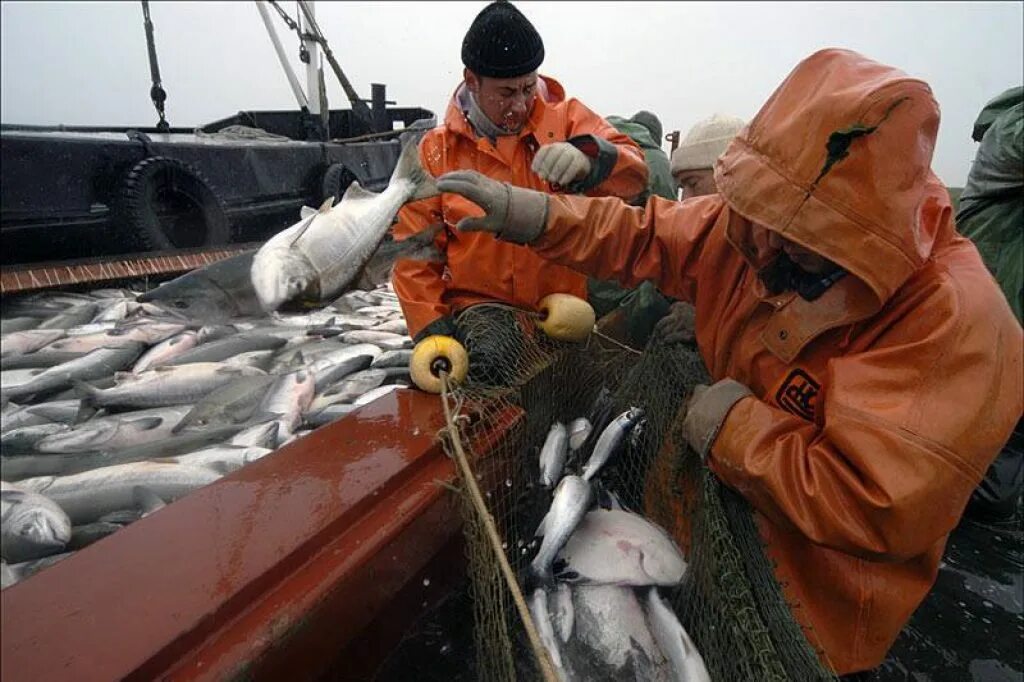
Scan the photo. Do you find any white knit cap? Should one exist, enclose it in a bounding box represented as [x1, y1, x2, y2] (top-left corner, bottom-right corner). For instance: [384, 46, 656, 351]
[670, 114, 747, 174]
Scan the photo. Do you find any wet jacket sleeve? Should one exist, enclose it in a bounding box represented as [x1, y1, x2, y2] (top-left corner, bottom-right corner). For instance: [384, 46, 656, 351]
[391, 135, 452, 340]
[529, 194, 724, 303]
[708, 280, 1024, 562]
[563, 99, 649, 201]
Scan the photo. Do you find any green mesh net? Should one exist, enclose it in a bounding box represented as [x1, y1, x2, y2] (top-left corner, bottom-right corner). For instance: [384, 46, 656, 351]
[438, 303, 839, 681]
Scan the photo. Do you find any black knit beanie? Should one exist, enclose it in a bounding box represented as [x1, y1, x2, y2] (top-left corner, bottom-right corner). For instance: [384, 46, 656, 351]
[461, 1, 545, 79]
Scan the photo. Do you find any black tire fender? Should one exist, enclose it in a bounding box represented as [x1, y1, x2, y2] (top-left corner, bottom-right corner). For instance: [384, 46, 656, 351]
[321, 163, 357, 204]
[118, 156, 230, 250]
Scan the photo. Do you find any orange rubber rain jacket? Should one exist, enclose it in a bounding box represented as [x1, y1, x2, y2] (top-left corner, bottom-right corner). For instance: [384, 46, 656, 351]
[524, 50, 1024, 674]
[392, 75, 648, 339]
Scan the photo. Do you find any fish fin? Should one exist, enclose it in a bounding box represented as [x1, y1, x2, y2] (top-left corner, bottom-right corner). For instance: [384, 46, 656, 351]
[318, 196, 334, 213]
[73, 399, 99, 425]
[288, 213, 319, 247]
[71, 379, 102, 407]
[132, 486, 167, 516]
[123, 416, 164, 431]
[340, 180, 376, 203]
[391, 138, 439, 201]
[299, 205, 317, 219]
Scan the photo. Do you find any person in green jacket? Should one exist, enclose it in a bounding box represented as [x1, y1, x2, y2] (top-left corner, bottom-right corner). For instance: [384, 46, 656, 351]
[606, 111, 678, 202]
[589, 111, 678, 348]
[959, 86, 1023, 522]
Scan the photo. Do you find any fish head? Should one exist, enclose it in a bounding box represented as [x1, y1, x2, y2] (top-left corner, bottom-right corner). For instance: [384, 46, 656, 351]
[251, 246, 320, 313]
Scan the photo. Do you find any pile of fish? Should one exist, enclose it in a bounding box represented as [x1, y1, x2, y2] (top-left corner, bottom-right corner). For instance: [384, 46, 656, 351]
[1, 283, 417, 588]
[1, 133, 445, 589]
[527, 409, 711, 682]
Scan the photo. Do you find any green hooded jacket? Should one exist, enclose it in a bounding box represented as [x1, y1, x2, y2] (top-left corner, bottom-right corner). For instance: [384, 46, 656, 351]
[605, 115, 677, 202]
[586, 116, 677, 347]
[957, 87, 1023, 324]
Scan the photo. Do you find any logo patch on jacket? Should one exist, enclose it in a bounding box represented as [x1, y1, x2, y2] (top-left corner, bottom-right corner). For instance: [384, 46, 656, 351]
[775, 369, 821, 421]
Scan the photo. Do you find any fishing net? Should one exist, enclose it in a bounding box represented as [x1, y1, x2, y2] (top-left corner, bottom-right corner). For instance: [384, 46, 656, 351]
[436, 303, 840, 681]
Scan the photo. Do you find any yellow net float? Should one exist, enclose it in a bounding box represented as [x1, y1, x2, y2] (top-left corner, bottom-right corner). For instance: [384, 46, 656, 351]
[535, 293, 595, 343]
[410, 335, 469, 394]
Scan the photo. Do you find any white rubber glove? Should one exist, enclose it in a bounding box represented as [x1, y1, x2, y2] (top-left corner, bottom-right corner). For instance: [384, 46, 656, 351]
[531, 142, 591, 186]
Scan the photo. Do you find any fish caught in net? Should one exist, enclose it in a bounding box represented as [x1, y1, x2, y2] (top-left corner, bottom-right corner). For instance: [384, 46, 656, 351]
[437, 303, 839, 681]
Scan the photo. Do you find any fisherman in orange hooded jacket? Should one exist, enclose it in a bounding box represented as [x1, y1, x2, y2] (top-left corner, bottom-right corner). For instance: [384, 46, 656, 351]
[434, 48, 1024, 675]
[391, 0, 647, 376]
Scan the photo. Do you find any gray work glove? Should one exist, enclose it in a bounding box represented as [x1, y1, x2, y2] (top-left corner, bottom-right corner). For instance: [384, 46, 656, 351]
[653, 301, 698, 345]
[436, 170, 549, 244]
[532, 141, 592, 186]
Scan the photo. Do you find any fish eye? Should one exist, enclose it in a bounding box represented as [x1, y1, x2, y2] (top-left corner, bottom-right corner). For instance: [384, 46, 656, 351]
[173, 300, 189, 309]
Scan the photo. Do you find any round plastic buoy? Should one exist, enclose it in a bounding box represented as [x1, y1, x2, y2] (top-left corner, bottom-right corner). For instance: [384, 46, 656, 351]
[410, 335, 469, 394]
[536, 294, 595, 342]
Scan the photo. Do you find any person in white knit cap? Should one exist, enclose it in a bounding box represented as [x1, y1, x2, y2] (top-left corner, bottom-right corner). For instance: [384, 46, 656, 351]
[670, 113, 746, 200]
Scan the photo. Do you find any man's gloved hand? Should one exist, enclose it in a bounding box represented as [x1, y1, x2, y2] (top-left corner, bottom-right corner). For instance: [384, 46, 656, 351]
[654, 302, 697, 345]
[437, 171, 549, 244]
[531, 142, 592, 187]
[682, 379, 753, 461]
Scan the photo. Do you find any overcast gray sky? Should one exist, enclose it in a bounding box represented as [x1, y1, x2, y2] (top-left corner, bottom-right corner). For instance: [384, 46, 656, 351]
[2, 1, 1021, 185]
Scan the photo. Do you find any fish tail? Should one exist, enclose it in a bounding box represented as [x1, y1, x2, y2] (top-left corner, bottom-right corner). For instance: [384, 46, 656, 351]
[71, 379, 103, 407]
[391, 137, 438, 201]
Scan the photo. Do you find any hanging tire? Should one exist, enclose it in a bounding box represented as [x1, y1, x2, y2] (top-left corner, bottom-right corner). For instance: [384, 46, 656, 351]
[117, 156, 230, 251]
[321, 163, 357, 204]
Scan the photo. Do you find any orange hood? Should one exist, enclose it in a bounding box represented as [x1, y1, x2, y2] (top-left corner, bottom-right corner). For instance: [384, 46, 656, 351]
[715, 48, 955, 310]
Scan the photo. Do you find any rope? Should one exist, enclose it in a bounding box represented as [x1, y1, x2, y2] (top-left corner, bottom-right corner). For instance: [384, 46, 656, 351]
[438, 372, 560, 682]
[591, 328, 643, 356]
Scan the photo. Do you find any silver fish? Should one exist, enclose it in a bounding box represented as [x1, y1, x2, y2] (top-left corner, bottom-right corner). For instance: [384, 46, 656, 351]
[1, 317, 40, 335]
[309, 369, 388, 411]
[554, 509, 686, 587]
[250, 369, 315, 442]
[36, 303, 99, 330]
[16, 462, 222, 524]
[1, 551, 74, 589]
[131, 331, 200, 373]
[3, 343, 146, 400]
[370, 349, 412, 369]
[352, 384, 403, 407]
[529, 587, 568, 680]
[370, 319, 408, 335]
[304, 403, 359, 427]
[531, 475, 593, 583]
[551, 582, 575, 644]
[0, 329, 66, 357]
[172, 374, 278, 432]
[77, 362, 267, 409]
[1, 424, 245, 480]
[569, 584, 667, 679]
[567, 417, 592, 452]
[228, 420, 280, 448]
[645, 588, 711, 682]
[581, 407, 644, 481]
[222, 350, 277, 372]
[0, 422, 72, 454]
[539, 422, 568, 488]
[1, 481, 72, 563]
[307, 344, 380, 391]
[164, 445, 272, 474]
[341, 330, 412, 350]
[40, 322, 185, 354]
[251, 138, 439, 312]
[35, 412, 183, 454]
[163, 333, 287, 366]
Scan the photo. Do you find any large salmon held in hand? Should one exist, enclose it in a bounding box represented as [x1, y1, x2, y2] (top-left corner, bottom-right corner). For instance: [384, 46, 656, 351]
[251, 139, 440, 312]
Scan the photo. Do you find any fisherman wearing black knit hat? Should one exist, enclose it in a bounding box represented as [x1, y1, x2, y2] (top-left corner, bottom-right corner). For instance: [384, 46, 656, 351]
[392, 0, 649, 385]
